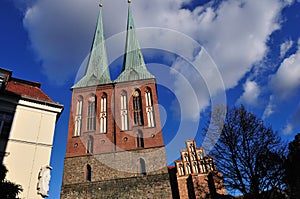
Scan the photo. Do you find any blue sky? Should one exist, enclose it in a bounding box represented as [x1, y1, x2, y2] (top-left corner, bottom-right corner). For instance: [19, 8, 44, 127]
[1, 0, 300, 198]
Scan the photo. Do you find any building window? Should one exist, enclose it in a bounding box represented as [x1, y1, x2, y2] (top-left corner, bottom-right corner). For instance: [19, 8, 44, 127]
[100, 94, 107, 133]
[193, 162, 199, 174]
[0, 112, 13, 137]
[208, 158, 214, 171]
[186, 162, 191, 174]
[133, 90, 143, 125]
[139, 158, 146, 176]
[197, 149, 204, 160]
[74, 96, 83, 136]
[87, 136, 94, 154]
[183, 153, 189, 162]
[137, 130, 144, 148]
[178, 163, 185, 176]
[86, 164, 92, 181]
[145, 89, 155, 127]
[87, 95, 96, 131]
[120, 91, 128, 131]
[200, 160, 206, 173]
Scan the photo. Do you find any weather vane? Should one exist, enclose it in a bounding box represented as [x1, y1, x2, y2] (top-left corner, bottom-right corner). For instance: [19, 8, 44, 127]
[99, 0, 103, 7]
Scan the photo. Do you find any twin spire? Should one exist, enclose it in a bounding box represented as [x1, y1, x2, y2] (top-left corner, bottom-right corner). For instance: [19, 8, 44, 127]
[73, 1, 153, 89]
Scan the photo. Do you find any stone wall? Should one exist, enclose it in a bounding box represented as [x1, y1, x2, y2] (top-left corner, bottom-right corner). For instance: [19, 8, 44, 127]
[62, 147, 169, 185]
[61, 173, 173, 199]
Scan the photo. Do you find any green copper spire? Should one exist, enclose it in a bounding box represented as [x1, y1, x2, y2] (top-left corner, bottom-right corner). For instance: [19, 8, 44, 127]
[73, 5, 111, 88]
[115, 3, 154, 83]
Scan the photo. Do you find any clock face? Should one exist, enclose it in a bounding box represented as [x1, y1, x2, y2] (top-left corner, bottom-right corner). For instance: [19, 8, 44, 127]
[133, 91, 139, 97]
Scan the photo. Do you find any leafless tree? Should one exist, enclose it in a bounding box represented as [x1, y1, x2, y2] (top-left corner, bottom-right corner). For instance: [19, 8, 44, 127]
[203, 105, 286, 199]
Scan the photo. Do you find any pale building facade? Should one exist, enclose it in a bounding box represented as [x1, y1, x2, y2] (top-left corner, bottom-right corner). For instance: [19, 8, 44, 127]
[0, 68, 63, 198]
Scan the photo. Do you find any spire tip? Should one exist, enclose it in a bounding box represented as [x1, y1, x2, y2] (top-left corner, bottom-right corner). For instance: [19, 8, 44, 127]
[128, 0, 131, 3]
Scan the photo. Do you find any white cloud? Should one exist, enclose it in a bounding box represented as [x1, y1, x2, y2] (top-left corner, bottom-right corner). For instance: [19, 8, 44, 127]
[262, 95, 275, 119]
[17, 0, 289, 119]
[237, 80, 260, 106]
[284, 0, 295, 6]
[283, 123, 293, 135]
[280, 39, 293, 58]
[23, 0, 101, 84]
[271, 38, 300, 99]
[20, 0, 286, 85]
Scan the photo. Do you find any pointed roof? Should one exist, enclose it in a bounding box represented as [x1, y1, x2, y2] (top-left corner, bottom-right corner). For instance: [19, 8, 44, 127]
[73, 6, 111, 88]
[115, 3, 154, 83]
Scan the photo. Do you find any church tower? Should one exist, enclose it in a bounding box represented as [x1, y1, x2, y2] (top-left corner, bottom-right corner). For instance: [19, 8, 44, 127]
[60, 2, 173, 198]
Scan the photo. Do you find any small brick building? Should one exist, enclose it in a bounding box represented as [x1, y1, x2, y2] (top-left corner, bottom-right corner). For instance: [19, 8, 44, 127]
[169, 140, 227, 199]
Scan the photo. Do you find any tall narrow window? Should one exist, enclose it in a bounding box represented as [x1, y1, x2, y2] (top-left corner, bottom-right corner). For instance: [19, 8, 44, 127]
[145, 89, 155, 127]
[193, 162, 199, 174]
[74, 96, 83, 136]
[121, 91, 128, 131]
[87, 136, 94, 154]
[137, 130, 144, 148]
[87, 95, 96, 131]
[178, 163, 185, 176]
[200, 160, 206, 173]
[139, 158, 146, 176]
[100, 94, 107, 133]
[0, 112, 13, 137]
[186, 162, 191, 174]
[197, 149, 204, 160]
[133, 90, 143, 125]
[86, 164, 91, 181]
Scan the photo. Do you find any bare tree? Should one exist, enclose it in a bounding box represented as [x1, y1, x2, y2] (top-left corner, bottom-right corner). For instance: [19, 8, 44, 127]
[285, 133, 300, 199]
[203, 105, 286, 199]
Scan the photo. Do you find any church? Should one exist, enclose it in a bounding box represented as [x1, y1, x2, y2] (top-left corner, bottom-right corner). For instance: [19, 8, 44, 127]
[60, 1, 225, 198]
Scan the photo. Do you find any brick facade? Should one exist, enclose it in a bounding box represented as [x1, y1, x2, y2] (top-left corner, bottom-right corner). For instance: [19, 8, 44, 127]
[173, 140, 227, 199]
[61, 79, 173, 198]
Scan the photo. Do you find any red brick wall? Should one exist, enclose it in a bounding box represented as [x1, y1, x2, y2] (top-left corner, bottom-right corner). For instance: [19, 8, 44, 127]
[65, 79, 165, 158]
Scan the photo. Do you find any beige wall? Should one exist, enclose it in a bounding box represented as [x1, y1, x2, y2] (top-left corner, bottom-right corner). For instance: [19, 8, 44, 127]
[3, 100, 62, 199]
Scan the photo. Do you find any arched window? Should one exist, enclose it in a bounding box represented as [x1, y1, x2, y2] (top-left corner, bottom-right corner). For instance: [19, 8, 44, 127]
[200, 160, 206, 173]
[177, 163, 185, 176]
[145, 89, 155, 127]
[74, 96, 83, 136]
[197, 149, 204, 160]
[183, 153, 189, 162]
[139, 158, 146, 176]
[86, 164, 91, 181]
[186, 162, 191, 174]
[87, 95, 96, 131]
[120, 91, 128, 131]
[193, 162, 199, 174]
[87, 136, 94, 154]
[137, 130, 144, 148]
[100, 94, 107, 133]
[208, 158, 214, 171]
[132, 90, 143, 125]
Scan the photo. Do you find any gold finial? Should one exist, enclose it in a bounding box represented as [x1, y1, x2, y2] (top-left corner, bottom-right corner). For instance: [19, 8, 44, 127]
[128, 0, 131, 3]
[99, 0, 103, 7]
